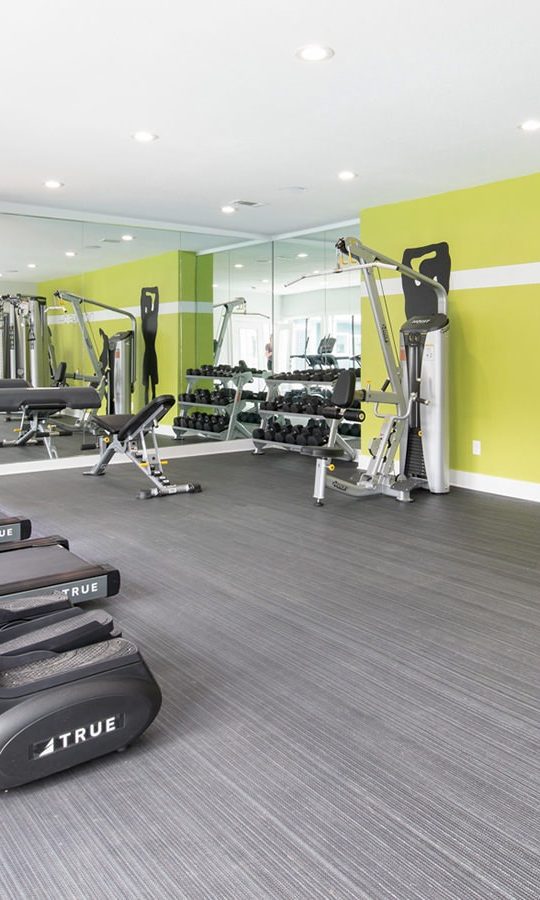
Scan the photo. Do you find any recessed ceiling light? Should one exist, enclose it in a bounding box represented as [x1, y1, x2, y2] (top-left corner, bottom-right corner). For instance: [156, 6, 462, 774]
[297, 252, 308, 259]
[520, 119, 540, 132]
[295, 45, 334, 62]
[121, 234, 134, 241]
[0, 273, 2, 277]
[132, 131, 159, 143]
[234, 263, 244, 269]
[65, 251, 76, 257]
[221, 205, 236, 214]
[44, 179, 64, 189]
[338, 170, 358, 181]
[261, 279, 269, 283]
[212, 283, 219, 288]
[313, 270, 320, 275]
[27, 263, 36, 269]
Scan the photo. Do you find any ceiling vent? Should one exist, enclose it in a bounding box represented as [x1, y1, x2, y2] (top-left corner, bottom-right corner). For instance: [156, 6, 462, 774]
[229, 199, 266, 209]
[100, 238, 122, 244]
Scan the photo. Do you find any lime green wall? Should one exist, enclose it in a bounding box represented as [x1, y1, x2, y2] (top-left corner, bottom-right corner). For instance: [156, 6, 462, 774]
[39, 249, 211, 423]
[360, 172, 540, 483]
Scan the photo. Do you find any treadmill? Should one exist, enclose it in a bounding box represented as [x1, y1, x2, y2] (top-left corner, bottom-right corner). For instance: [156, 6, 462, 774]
[0, 536, 120, 603]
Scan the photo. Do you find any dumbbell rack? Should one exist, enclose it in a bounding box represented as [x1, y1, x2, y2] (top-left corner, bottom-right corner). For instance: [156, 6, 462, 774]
[173, 370, 262, 442]
[253, 375, 358, 460]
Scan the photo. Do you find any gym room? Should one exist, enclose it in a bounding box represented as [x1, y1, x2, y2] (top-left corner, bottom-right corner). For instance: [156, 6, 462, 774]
[0, 2, 538, 898]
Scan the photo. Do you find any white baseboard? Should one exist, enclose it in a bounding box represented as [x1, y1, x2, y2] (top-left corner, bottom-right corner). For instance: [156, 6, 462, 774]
[449, 469, 540, 503]
[354, 454, 540, 502]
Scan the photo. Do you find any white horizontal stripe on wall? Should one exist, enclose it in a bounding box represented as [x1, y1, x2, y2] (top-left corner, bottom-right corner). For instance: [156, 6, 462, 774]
[47, 299, 213, 324]
[281, 259, 540, 296]
[360, 260, 540, 296]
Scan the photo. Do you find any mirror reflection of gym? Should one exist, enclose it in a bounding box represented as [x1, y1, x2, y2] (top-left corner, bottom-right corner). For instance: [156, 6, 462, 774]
[0, 214, 250, 463]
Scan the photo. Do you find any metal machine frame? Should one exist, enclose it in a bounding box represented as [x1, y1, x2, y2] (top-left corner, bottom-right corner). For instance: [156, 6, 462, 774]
[316, 238, 449, 504]
[213, 298, 246, 365]
[54, 291, 137, 409]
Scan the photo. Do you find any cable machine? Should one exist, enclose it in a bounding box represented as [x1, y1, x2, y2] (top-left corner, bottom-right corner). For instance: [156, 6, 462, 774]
[213, 298, 247, 364]
[327, 237, 449, 501]
[289, 238, 450, 504]
[1, 295, 49, 385]
[54, 291, 137, 414]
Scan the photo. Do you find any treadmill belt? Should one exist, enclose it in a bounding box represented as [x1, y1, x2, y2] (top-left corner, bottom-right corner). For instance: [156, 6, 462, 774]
[0, 542, 120, 602]
[0, 545, 87, 581]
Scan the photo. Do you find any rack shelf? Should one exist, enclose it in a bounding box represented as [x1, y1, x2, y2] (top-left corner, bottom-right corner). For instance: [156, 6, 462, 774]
[174, 368, 265, 443]
[253, 374, 360, 461]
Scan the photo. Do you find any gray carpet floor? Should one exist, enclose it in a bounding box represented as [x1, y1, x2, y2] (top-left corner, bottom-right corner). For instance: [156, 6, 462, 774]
[0, 450, 539, 899]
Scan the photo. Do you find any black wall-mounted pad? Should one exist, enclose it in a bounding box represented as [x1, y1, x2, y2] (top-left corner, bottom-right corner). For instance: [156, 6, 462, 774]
[0, 637, 161, 788]
[401, 242, 451, 319]
[141, 286, 160, 403]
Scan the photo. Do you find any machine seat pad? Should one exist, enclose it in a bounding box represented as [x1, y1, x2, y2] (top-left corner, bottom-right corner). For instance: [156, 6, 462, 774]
[90, 395, 175, 442]
[0, 610, 114, 655]
[331, 370, 356, 409]
[92, 414, 132, 435]
[0, 591, 71, 625]
[1, 637, 138, 689]
[117, 395, 175, 441]
[0, 387, 101, 413]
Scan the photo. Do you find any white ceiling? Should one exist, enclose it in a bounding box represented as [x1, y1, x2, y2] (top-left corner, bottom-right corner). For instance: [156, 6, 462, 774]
[1, 0, 540, 236]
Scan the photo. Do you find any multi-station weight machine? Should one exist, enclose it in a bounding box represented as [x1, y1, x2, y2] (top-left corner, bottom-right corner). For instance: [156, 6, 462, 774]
[0, 295, 50, 386]
[305, 237, 450, 504]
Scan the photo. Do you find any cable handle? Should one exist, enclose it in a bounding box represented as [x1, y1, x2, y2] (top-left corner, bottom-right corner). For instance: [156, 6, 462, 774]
[374, 392, 417, 420]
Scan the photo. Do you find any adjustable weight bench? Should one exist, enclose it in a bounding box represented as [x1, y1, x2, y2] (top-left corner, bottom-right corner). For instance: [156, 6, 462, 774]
[86, 394, 202, 499]
[0, 386, 101, 459]
[0, 535, 120, 603]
